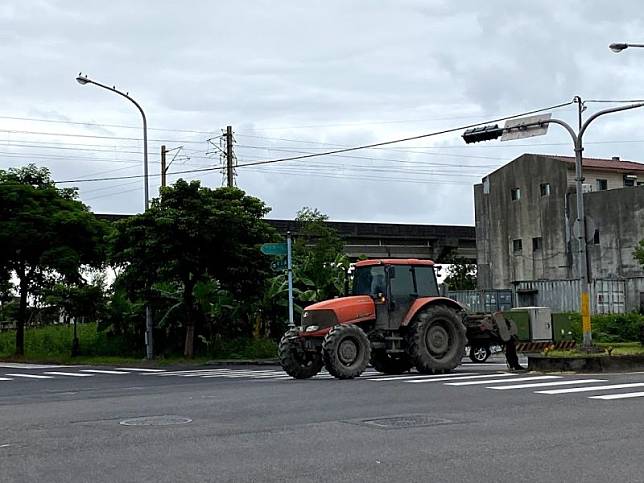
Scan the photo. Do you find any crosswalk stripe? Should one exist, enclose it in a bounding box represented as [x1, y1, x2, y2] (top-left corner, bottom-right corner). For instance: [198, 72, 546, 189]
[589, 391, 644, 400]
[116, 368, 166, 372]
[446, 375, 560, 386]
[43, 372, 94, 377]
[79, 369, 129, 375]
[5, 373, 54, 379]
[367, 372, 478, 382]
[0, 377, 12, 381]
[407, 373, 518, 384]
[536, 383, 644, 395]
[488, 379, 606, 390]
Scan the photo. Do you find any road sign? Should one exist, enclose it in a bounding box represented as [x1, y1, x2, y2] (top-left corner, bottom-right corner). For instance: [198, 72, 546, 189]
[501, 113, 551, 141]
[260, 242, 287, 256]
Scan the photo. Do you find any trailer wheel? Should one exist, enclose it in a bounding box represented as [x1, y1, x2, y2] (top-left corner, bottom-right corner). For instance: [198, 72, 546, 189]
[468, 344, 491, 363]
[406, 305, 466, 373]
[322, 324, 371, 379]
[278, 330, 323, 379]
[370, 350, 412, 375]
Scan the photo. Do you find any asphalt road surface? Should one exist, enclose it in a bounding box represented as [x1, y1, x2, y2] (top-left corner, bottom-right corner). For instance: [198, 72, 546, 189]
[1, 357, 642, 483]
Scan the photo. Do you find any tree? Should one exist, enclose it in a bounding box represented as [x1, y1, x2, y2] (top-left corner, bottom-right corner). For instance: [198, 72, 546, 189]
[110, 180, 275, 357]
[443, 256, 477, 290]
[0, 165, 110, 355]
[292, 207, 349, 303]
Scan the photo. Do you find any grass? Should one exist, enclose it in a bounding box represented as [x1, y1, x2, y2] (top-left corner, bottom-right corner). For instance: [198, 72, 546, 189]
[545, 342, 644, 358]
[0, 322, 278, 366]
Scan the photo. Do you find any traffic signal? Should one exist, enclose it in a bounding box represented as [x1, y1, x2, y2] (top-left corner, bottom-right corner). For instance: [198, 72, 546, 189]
[462, 124, 504, 144]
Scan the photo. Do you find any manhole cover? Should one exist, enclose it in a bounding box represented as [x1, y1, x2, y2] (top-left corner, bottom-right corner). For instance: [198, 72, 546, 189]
[119, 415, 192, 426]
[357, 415, 453, 430]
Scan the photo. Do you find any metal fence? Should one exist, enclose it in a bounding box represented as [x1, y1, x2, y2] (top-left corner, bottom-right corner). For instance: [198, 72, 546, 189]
[451, 277, 644, 314]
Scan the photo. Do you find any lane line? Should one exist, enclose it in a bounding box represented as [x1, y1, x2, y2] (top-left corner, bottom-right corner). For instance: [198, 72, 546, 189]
[589, 391, 644, 400]
[407, 373, 519, 384]
[536, 383, 644, 395]
[0, 378, 12, 381]
[367, 372, 479, 382]
[488, 379, 606, 390]
[446, 375, 561, 386]
[79, 369, 129, 375]
[43, 372, 94, 377]
[116, 368, 166, 372]
[5, 373, 54, 379]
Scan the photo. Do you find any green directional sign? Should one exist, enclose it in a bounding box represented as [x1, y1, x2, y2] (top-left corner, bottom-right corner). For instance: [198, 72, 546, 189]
[260, 242, 287, 256]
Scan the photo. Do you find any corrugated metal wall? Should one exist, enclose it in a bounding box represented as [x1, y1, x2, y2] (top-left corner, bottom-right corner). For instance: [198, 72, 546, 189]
[451, 277, 644, 314]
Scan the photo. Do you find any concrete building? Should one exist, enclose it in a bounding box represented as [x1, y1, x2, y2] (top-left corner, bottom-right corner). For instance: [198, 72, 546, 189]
[474, 153, 644, 289]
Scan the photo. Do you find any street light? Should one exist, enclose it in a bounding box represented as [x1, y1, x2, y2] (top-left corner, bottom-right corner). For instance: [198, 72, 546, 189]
[464, 100, 644, 350]
[75, 73, 149, 210]
[75, 72, 154, 360]
[609, 42, 644, 53]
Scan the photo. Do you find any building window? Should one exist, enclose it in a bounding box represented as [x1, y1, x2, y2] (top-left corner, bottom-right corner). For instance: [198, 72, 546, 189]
[511, 188, 521, 201]
[483, 177, 490, 194]
[513, 239, 522, 254]
[539, 183, 551, 197]
[532, 237, 542, 251]
[593, 229, 600, 245]
[596, 179, 608, 191]
[624, 175, 636, 187]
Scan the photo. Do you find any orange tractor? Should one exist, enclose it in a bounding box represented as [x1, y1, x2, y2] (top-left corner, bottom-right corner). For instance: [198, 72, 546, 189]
[279, 258, 508, 379]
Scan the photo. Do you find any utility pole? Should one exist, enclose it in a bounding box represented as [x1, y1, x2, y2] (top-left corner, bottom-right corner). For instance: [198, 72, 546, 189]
[225, 125, 235, 187]
[161, 145, 167, 188]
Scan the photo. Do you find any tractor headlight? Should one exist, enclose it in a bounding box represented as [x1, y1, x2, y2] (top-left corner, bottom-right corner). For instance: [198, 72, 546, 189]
[305, 325, 319, 332]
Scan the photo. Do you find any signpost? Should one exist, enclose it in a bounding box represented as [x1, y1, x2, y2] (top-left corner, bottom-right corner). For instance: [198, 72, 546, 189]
[261, 235, 295, 328]
[500, 113, 551, 141]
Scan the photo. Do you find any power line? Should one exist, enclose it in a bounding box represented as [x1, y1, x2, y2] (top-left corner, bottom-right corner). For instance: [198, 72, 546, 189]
[52, 100, 574, 184]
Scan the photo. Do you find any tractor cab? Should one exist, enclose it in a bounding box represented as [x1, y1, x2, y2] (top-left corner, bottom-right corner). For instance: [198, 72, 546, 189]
[352, 259, 440, 330]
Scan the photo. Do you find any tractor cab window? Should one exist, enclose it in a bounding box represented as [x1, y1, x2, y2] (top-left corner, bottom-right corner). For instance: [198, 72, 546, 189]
[414, 266, 439, 297]
[352, 266, 386, 296]
[388, 265, 439, 298]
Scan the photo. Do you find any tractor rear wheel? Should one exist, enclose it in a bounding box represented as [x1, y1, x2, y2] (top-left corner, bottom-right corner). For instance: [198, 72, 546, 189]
[278, 330, 323, 379]
[406, 305, 466, 374]
[370, 350, 412, 375]
[322, 324, 371, 379]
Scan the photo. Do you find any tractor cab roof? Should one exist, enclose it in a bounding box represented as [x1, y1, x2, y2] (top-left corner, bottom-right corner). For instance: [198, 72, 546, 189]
[354, 258, 435, 268]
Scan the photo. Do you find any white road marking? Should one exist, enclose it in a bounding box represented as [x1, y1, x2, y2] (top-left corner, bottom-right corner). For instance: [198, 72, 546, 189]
[79, 369, 129, 375]
[446, 375, 561, 386]
[5, 373, 54, 379]
[0, 363, 68, 369]
[0, 377, 12, 381]
[488, 379, 606, 390]
[536, 383, 644, 395]
[367, 372, 478, 382]
[407, 373, 519, 384]
[589, 391, 644, 400]
[116, 368, 166, 372]
[43, 372, 94, 377]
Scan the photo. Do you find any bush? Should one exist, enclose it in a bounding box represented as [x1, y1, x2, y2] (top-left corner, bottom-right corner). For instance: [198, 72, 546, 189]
[563, 312, 644, 343]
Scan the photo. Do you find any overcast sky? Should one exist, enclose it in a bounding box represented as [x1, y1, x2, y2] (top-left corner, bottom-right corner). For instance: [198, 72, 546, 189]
[1, 0, 644, 225]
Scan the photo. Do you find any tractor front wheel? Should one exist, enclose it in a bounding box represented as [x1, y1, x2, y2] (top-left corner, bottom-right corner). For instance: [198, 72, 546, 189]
[322, 324, 371, 379]
[278, 330, 323, 379]
[406, 305, 467, 374]
[370, 350, 413, 375]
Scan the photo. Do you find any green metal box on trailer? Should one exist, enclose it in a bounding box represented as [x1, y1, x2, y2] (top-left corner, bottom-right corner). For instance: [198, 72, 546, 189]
[504, 307, 553, 342]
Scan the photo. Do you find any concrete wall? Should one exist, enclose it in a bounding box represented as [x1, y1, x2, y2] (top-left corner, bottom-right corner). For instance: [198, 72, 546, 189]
[569, 185, 644, 279]
[475, 154, 571, 288]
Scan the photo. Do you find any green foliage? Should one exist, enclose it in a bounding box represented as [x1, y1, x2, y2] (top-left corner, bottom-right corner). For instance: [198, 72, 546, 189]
[0, 164, 110, 355]
[109, 180, 275, 356]
[635, 239, 644, 268]
[292, 207, 349, 303]
[0, 322, 135, 358]
[199, 336, 277, 359]
[443, 256, 477, 290]
[44, 277, 109, 323]
[559, 312, 644, 343]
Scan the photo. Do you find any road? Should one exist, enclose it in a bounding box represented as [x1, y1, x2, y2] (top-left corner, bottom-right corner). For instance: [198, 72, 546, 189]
[0, 357, 642, 483]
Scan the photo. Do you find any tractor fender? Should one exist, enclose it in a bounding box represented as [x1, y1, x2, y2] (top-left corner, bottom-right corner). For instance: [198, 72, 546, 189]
[401, 297, 467, 327]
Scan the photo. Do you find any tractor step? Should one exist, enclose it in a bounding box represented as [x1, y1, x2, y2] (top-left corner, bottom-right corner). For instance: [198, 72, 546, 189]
[386, 349, 406, 354]
[384, 336, 404, 341]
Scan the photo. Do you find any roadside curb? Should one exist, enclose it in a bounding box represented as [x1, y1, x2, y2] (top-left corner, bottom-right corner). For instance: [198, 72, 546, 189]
[528, 354, 644, 372]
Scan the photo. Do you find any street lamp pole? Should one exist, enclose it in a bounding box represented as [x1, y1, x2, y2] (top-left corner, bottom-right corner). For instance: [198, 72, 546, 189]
[76, 73, 153, 360]
[609, 42, 644, 53]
